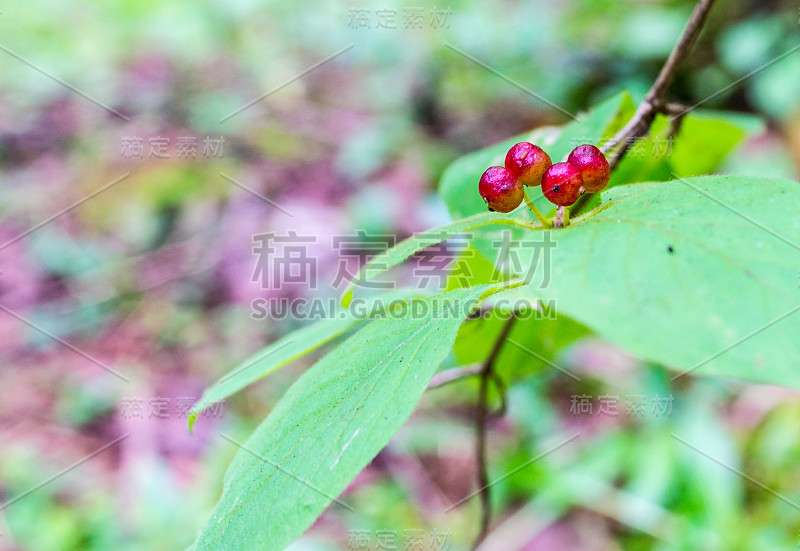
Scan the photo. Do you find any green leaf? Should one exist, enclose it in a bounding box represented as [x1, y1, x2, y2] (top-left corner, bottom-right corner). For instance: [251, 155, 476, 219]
[189, 284, 500, 551]
[515, 175, 800, 387]
[669, 111, 764, 178]
[341, 211, 540, 306]
[189, 292, 421, 430]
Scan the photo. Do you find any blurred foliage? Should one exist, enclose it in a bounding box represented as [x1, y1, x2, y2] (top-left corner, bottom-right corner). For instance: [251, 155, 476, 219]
[1, 0, 800, 549]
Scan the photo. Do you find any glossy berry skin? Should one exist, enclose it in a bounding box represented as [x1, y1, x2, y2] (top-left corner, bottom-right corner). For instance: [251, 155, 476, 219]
[504, 142, 552, 187]
[567, 144, 610, 193]
[479, 166, 523, 213]
[542, 162, 584, 207]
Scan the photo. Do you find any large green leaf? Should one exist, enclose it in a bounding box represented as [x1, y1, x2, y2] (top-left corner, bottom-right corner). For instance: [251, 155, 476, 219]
[516, 175, 800, 387]
[190, 284, 502, 551]
[350, 175, 800, 387]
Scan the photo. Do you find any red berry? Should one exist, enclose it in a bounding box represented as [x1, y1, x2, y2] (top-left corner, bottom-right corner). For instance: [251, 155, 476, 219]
[504, 142, 552, 187]
[479, 166, 523, 213]
[567, 144, 610, 193]
[542, 162, 583, 207]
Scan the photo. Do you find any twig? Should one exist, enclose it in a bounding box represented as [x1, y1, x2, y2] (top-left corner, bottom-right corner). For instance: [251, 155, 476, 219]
[427, 363, 483, 389]
[570, 0, 716, 218]
[662, 102, 691, 116]
[663, 102, 690, 139]
[490, 372, 507, 418]
[599, 0, 717, 170]
[472, 315, 517, 549]
[552, 207, 567, 229]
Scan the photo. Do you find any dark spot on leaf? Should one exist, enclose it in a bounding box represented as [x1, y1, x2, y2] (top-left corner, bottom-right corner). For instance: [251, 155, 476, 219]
[667, 245, 674, 254]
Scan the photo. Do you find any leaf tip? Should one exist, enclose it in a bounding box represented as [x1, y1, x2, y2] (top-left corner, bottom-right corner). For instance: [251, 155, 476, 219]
[341, 289, 353, 308]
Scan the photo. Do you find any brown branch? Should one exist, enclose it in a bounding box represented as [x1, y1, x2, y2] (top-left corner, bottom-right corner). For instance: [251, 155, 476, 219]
[472, 314, 517, 549]
[600, 0, 717, 170]
[664, 102, 690, 139]
[570, 0, 716, 217]
[552, 207, 567, 229]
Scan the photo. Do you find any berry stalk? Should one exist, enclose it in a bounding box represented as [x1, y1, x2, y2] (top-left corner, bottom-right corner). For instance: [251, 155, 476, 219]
[522, 189, 553, 227]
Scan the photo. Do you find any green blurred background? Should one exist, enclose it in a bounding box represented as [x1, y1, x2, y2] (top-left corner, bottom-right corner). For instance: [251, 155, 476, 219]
[1, 0, 800, 549]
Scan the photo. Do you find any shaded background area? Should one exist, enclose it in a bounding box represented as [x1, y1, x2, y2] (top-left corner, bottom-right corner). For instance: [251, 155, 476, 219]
[1, 0, 800, 549]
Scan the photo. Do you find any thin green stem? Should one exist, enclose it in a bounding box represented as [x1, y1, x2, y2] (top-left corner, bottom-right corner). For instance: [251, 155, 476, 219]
[522, 189, 553, 227]
[563, 206, 570, 227]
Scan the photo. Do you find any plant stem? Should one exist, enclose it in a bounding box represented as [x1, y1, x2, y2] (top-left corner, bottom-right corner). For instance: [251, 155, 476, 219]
[472, 314, 517, 549]
[427, 363, 483, 389]
[523, 188, 553, 227]
[571, 0, 717, 219]
[600, 0, 717, 170]
[552, 206, 567, 229]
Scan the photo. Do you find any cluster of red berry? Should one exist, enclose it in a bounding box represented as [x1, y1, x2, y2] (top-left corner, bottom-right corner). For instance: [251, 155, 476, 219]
[478, 142, 610, 213]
